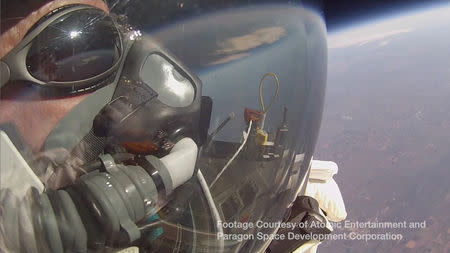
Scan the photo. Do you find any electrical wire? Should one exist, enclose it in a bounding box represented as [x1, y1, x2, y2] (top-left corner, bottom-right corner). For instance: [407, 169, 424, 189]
[197, 170, 224, 253]
[209, 120, 253, 188]
[172, 223, 182, 253]
[259, 72, 280, 114]
[259, 72, 280, 129]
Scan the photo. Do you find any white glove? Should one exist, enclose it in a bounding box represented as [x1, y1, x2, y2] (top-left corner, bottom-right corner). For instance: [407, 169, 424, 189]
[305, 160, 347, 222]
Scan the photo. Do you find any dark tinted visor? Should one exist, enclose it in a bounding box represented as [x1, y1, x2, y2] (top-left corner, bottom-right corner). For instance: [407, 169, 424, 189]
[26, 8, 121, 82]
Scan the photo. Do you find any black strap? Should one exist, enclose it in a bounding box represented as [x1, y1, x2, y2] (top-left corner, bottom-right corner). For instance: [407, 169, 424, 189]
[266, 196, 332, 253]
[135, 156, 166, 202]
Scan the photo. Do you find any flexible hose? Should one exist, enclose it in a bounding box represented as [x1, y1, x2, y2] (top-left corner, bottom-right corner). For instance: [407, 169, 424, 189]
[197, 170, 224, 253]
[209, 120, 253, 188]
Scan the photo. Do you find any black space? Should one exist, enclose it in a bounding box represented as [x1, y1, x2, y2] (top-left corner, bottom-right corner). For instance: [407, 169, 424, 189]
[109, 0, 448, 32]
[320, 0, 447, 29]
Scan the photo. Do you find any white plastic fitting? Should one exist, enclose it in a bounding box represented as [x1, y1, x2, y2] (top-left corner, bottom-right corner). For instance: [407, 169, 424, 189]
[160, 137, 198, 189]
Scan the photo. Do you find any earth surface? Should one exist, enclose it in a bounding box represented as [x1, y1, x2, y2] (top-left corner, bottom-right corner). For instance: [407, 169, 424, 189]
[316, 4, 450, 253]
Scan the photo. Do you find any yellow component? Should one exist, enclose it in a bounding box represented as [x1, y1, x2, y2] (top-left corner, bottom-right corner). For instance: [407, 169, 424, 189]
[255, 128, 269, 145]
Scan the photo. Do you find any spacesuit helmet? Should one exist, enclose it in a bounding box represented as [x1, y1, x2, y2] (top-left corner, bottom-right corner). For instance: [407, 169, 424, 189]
[0, 1, 328, 252]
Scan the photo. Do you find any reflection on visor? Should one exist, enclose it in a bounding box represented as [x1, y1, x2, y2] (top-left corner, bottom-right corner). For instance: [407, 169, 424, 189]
[26, 8, 122, 82]
[140, 54, 195, 107]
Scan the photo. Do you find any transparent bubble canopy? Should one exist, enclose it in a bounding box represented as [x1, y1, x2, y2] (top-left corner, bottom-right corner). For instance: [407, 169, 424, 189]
[0, 3, 327, 253]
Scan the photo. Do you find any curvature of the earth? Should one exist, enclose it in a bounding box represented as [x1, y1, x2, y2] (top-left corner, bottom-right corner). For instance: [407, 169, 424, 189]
[316, 4, 450, 253]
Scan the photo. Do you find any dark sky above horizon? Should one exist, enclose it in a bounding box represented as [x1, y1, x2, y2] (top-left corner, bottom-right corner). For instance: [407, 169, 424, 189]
[311, 0, 447, 29]
[110, 0, 448, 33]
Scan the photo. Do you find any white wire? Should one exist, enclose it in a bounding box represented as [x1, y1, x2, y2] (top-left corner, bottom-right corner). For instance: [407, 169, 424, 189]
[197, 170, 224, 253]
[209, 120, 253, 188]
